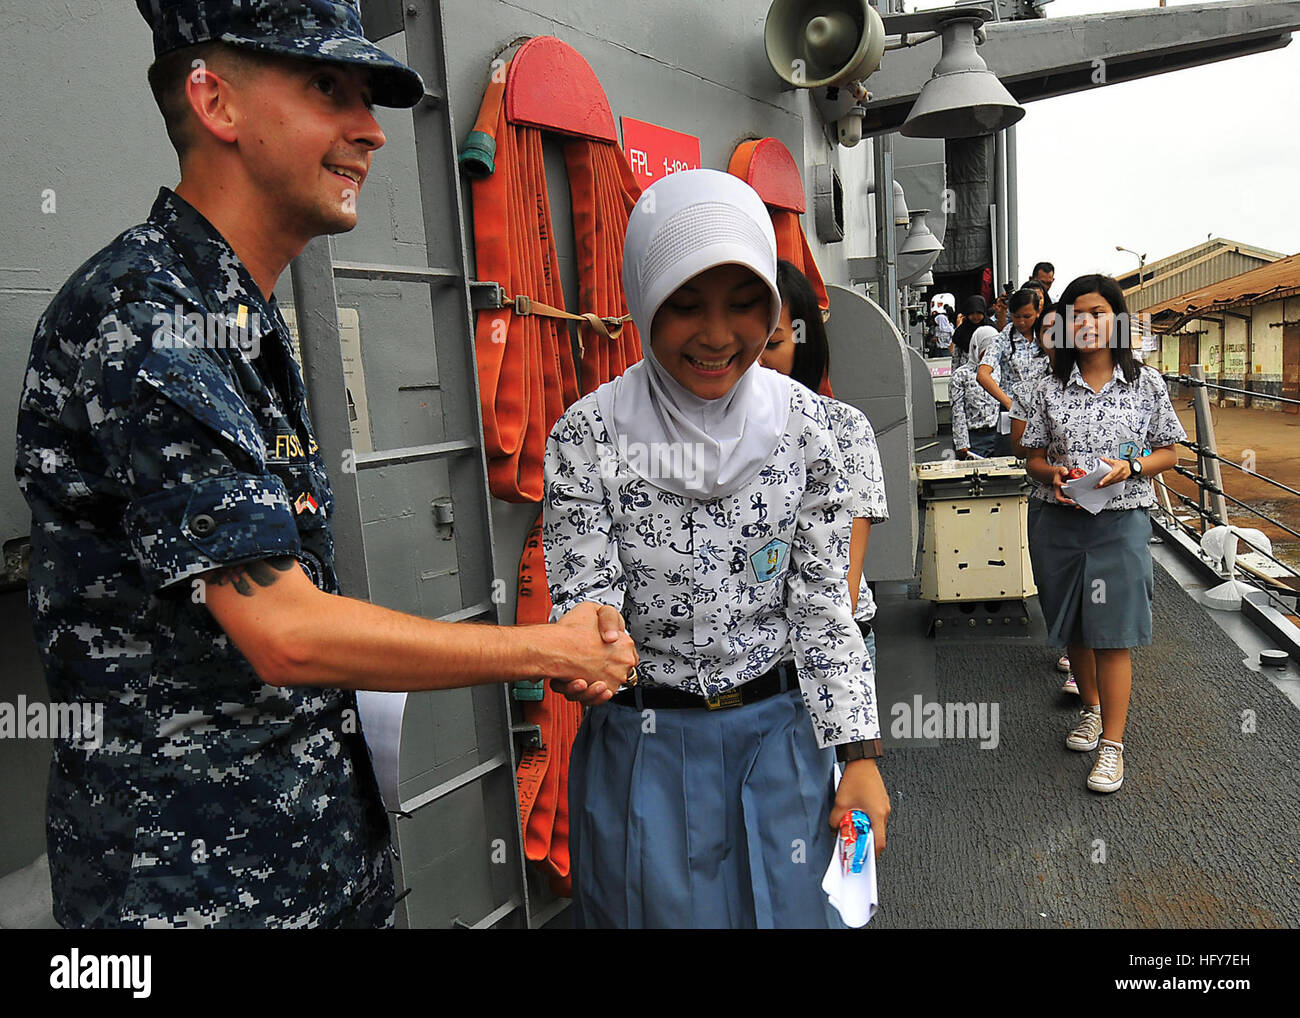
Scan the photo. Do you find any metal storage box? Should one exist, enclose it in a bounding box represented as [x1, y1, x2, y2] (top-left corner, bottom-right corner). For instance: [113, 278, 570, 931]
[917, 458, 1035, 603]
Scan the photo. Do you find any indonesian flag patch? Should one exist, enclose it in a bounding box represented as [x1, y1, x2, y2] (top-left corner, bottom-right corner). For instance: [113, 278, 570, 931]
[294, 492, 320, 515]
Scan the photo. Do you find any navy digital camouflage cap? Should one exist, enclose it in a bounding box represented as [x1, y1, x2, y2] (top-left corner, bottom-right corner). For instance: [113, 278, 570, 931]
[137, 0, 425, 108]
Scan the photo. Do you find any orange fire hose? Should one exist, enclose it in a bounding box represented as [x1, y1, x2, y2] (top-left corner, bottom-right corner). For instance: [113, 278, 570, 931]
[514, 518, 581, 895]
[463, 42, 641, 503]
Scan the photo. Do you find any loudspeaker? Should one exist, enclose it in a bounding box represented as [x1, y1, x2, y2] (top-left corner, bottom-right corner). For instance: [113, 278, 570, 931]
[764, 0, 886, 89]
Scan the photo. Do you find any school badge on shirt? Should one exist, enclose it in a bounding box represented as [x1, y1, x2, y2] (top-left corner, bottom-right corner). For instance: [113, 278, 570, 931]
[750, 538, 790, 582]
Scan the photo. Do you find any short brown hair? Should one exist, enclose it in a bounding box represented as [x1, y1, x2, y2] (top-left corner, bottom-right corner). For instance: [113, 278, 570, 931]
[146, 42, 256, 162]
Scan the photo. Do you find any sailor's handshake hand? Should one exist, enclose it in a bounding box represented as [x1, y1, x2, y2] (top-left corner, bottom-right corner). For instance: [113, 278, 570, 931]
[548, 603, 638, 706]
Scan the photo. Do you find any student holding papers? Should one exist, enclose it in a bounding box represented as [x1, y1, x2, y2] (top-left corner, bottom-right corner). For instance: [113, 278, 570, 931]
[1020, 276, 1185, 794]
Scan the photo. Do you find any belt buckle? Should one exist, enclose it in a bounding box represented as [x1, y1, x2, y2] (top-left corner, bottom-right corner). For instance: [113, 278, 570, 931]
[705, 689, 743, 711]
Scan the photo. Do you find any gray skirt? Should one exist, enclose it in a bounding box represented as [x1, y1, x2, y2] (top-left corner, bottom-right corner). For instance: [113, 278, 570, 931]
[1026, 496, 1043, 573]
[1031, 503, 1154, 649]
[567, 689, 843, 929]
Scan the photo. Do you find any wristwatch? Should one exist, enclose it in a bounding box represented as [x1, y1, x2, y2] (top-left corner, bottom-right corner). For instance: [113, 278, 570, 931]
[1128, 456, 1143, 477]
[836, 739, 885, 763]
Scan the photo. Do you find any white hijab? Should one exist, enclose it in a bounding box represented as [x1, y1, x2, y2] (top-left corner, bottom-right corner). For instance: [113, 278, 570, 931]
[594, 168, 790, 500]
[969, 325, 1000, 366]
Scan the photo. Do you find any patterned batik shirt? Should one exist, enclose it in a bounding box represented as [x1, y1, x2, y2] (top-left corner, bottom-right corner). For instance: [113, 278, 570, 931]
[14, 188, 392, 928]
[1020, 361, 1187, 510]
[543, 383, 880, 749]
[823, 398, 888, 624]
[1009, 368, 1054, 501]
[981, 322, 1051, 403]
[949, 361, 1001, 452]
[1007, 355, 1053, 423]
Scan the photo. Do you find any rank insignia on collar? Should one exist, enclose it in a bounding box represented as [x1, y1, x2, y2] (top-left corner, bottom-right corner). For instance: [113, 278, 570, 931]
[294, 492, 320, 515]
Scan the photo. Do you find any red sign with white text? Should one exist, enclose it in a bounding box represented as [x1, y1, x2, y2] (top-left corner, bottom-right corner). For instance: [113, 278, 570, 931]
[620, 117, 702, 191]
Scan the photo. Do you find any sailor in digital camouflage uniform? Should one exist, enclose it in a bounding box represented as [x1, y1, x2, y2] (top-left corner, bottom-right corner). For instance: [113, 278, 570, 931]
[14, 0, 635, 929]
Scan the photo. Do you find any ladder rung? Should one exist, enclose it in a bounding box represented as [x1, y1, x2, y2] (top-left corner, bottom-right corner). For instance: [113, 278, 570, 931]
[453, 898, 520, 930]
[354, 439, 478, 468]
[399, 752, 509, 814]
[333, 261, 460, 284]
[437, 602, 494, 624]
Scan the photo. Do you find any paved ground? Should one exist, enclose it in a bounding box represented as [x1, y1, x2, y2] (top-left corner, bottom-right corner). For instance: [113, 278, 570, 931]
[866, 564, 1300, 929]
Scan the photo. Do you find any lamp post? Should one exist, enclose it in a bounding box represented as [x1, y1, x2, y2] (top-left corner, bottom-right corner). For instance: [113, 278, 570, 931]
[1116, 244, 1151, 365]
[1116, 244, 1147, 308]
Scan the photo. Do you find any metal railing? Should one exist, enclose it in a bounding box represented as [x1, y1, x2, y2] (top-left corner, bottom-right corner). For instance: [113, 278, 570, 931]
[1154, 477, 1300, 617]
[1161, 371, 1300, 408]
[1151, 364, 1300, 618]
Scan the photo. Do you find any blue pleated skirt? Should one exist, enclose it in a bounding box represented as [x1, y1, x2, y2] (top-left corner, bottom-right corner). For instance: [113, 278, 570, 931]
[1032, 504, 1153, 649]
[568, 689, 844, 929]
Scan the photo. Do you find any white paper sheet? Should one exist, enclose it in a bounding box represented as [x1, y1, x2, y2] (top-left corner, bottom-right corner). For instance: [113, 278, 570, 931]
[1060, 460, 1115, 515]
[356, 690, 407, 811]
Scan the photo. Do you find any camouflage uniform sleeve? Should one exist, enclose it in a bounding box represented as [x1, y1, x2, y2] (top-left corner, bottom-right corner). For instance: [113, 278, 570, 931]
[77, 300, 302, 592]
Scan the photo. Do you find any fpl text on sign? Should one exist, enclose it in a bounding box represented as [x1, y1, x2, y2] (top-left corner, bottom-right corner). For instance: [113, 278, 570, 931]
[620, 116, 702, 191]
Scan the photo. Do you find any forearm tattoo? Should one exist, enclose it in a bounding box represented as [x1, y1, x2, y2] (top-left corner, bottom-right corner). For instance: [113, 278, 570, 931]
[208, 556, 297, 597]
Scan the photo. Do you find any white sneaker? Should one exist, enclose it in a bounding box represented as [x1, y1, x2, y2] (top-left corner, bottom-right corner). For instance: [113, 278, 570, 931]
[1061, 673, 1078, 695]
[1087, 740, 1124, 793]
[1056, 655, 1071, 674]
[1065, 707, 1102, 751]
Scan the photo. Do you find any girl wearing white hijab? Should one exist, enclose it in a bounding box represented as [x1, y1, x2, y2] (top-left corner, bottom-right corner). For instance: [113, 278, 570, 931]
[543, 169, 888, 929]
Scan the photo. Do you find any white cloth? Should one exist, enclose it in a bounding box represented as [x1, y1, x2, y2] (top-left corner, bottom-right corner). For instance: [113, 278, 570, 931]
[821, 802, 879, 927]
[544, 385, 881, 749]
[595, 168, 789, 501]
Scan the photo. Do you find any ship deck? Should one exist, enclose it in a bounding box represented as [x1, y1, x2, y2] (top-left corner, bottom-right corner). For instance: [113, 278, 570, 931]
[864, 442, 1300, 929]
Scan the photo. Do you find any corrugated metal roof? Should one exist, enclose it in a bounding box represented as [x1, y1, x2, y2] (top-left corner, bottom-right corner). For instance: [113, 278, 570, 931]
[1126, 251, 1277, 312]
[1118, 237, 1286, 287]
[1147, 251, 1300, 333]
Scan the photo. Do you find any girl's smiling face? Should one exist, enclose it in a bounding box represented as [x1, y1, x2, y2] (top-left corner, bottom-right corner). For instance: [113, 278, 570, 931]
[650, 263, 773, 400]
[1067, 291, 1116, 352]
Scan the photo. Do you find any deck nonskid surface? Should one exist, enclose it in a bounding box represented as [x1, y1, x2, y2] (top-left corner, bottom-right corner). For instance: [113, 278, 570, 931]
[866, 565, 1300, 929]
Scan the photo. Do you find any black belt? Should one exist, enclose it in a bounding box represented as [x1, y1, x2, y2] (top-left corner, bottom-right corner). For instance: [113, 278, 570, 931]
[612, 660, 797, 712]
[969, 425, 997, 435]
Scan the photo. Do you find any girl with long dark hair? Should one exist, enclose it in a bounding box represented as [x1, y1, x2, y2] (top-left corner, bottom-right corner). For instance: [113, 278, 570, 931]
[1021, 275, 1186, 793]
